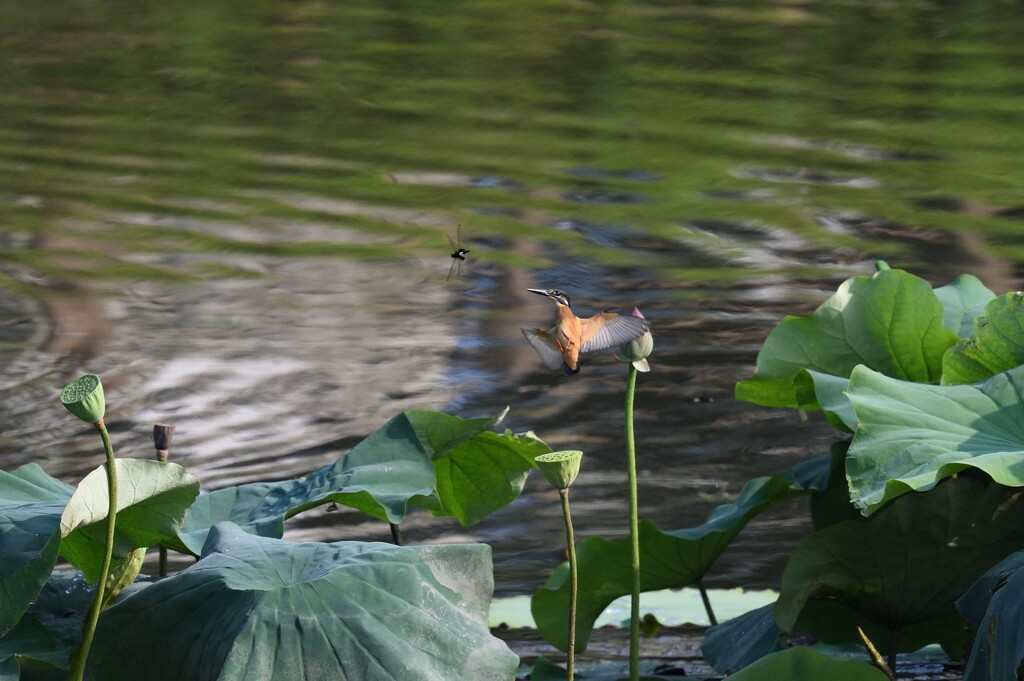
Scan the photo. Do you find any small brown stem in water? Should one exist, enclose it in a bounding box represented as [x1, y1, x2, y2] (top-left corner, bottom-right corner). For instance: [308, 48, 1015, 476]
[153, 423, 175, 578]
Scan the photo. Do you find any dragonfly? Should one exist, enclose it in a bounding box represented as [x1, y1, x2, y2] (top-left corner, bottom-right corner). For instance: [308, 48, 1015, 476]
[447, 226, 470, 281]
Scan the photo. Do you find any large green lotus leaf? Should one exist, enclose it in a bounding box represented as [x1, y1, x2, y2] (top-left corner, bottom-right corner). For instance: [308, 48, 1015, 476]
[405, 408, 510, 457]
[0, 611, 65, 678]
[0, 569, 96, 678]
[790, 453, 832, 490]
[793, 274, 992, 429]
[240, 409, 544, 530]
[808, 441, 862, 531]
[701, 603, 782, 675]
[725, 647, 889, 681]
[799, 370, 856, 430]
[431, 429, 549, 525]
[165, 482, 283, 555]
[934, 273, 995, 338]
[703, 593, 966, 675]
[775, 476, 1024, 638]
[89, 523, 519, 681]
[957, 550, 1024, 626]
[169, 410, 545, 554]
[845, 364, 1024, 514]
[794, 598, 970, 657]
[956, 551, 1024, 681]
[264, 409, 538, 527]
[0, 465, 75, 636]
[266, 411, 443, 524]
[943, 292, 1024, 385]
[59, 459, 199, 582]
[735, 268, 957, 409]
[406, 410, 549, 524]
[703, 597, 968, 675]
[532, 467, 821, 651]
[25, 570, 92, 658]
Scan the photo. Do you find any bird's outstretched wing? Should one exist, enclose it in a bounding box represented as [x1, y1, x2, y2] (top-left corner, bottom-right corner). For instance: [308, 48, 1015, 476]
[521, 327, 567, 370]
[579, 313, 650, 353]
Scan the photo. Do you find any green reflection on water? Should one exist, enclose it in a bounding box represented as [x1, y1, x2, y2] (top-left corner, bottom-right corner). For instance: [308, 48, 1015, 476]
[1, 0, 1023, 287]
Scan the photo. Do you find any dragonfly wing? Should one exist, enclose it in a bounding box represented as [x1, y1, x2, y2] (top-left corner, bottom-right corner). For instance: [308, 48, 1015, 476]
[521, 328, 567, 370]
[579, 314, 650, 353]
[447, 258, 458, 281]
[448, 232, 458, 252]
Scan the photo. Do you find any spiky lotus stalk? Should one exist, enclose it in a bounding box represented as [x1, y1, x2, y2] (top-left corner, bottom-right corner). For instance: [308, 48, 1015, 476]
[535, 450, 584, 681]
[62, 375, 118, 681]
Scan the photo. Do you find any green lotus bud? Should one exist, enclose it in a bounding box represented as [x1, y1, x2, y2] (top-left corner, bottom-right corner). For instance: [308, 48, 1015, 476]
[102, 547, 146, 609]
[535, 450, 583, 490]
[60, 374, 106, 424]
[616, 307, 653, 372]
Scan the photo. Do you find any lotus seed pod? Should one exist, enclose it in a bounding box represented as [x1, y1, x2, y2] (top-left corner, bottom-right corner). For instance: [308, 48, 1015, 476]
[616, 307, 653, 372]
[875, 260, 891, 271]
[153, 423, 176, 451]
[60, 374, 105, 424]
[535, 450, 583, 490]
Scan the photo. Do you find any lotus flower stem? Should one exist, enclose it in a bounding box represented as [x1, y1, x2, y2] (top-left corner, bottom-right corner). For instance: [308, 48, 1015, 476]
[697, 580, 718, 626]
[559, 488, 578, 681]
[67, 419, 118, 681]
[624, 363, 640, 681]
[533, 449, 584, 678]
[390, 523, 404, 545]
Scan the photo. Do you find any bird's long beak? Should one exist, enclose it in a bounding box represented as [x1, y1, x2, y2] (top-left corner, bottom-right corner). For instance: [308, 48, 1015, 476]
[526, 288, 548, 297]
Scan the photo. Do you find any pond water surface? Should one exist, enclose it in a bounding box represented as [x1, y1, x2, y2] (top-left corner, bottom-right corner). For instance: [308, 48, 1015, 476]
[2, 0, 1024, 597]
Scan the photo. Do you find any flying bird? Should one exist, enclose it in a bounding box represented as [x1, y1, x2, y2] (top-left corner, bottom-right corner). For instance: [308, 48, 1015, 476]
[521, 288, 651, 375]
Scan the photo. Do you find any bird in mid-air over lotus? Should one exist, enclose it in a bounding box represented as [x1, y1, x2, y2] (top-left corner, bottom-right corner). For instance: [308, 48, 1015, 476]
[521, 288, 651, 375]
[447, 226, 470, 281]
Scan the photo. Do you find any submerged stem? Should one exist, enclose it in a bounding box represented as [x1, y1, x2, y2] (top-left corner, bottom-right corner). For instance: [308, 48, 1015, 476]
[560, 489, 577, 681]
[624, 363, 640, 681]
[67, 420, 118, 681]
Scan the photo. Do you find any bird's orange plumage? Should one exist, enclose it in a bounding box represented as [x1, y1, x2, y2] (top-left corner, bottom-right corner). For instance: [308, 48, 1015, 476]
[521, 288, 650, 375]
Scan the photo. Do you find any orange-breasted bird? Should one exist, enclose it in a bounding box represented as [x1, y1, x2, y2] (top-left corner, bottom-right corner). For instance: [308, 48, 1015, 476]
[521, 288, 651, 375]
